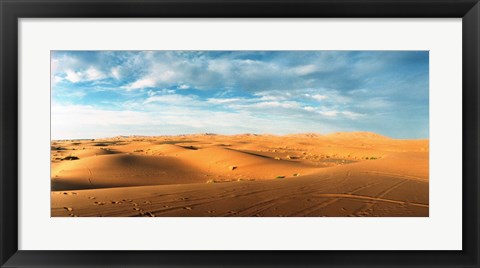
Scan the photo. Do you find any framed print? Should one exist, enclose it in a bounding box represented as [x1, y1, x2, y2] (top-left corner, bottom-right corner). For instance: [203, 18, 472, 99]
[1, 0, 479, 267]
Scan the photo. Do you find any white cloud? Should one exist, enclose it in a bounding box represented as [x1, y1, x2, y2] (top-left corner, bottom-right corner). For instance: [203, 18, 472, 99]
[125, 77, 157, 90]
[253, 101, 300, 109]
[229, 101, 301, 111]
[51, 102, 336, 140]
[85, 67, 106, 80]
[52, 54, 107, 83]
[63, 67, 106, 83]
[311, 94, 328, 101]
[93, 52, 349, 93]
[355, 97, 391, 109]
[144, 93, 198, 105]
[318, 110, 364, 118]
[341, 111, 364, 118]
[51, 54, 80, 74]
[253, 91, 289, 101]
[258, 95, 286, 101]
[147, 90, 156, 97]
[51, 58, 60, 74]
[65, 69, 82, 83]
[319, 110, 339, 117]
[51, 104, 153, 139]
[159, 70, 175, 82]
[52, 75, 64, 85]
[304, 93, 328, 101]
[208, 60, 232, 73]
[111, 66, 121, 79]
[294, 64, 317, 75]
[63, 91, 87, 99]
[302, 106, 361, 119]
[124, 70, 177, 90]
[207, 98, 243, 104]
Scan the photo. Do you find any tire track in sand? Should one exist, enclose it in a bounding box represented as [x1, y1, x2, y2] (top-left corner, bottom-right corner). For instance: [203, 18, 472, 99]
[289, 170, 385, 216]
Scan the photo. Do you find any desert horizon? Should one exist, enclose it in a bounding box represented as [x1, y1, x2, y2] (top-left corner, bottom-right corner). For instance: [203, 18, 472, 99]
[51, 131, 429, 217]
[51, 131, 428, 141]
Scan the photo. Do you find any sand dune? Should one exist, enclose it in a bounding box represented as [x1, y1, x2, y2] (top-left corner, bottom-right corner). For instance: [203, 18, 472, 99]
[147, 144, 194, 155]
[52, 154, 204, 190]
[51, 132, 429, 217]
[176, 146, 318, 181]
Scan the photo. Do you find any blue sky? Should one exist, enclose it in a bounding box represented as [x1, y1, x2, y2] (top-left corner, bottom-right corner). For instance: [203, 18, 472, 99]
[51, 51, 429, 140]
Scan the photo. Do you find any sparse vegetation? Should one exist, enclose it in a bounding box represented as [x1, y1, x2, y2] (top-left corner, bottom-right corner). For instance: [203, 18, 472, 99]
[61, 155, 79, 161]
[94, 143, 109, 146]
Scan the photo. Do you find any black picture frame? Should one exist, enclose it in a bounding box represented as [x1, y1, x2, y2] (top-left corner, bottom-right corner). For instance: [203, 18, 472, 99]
[1, 0, 479, 267]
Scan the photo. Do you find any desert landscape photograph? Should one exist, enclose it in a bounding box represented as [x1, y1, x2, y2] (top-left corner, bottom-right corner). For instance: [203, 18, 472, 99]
[51, 51, 429, 217]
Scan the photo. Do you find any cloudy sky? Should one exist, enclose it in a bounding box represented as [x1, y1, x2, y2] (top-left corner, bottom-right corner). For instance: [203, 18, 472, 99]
[51, 51, 429, 140]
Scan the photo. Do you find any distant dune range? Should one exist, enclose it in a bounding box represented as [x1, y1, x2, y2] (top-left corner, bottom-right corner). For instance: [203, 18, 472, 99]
[51, 132, 429, 217]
